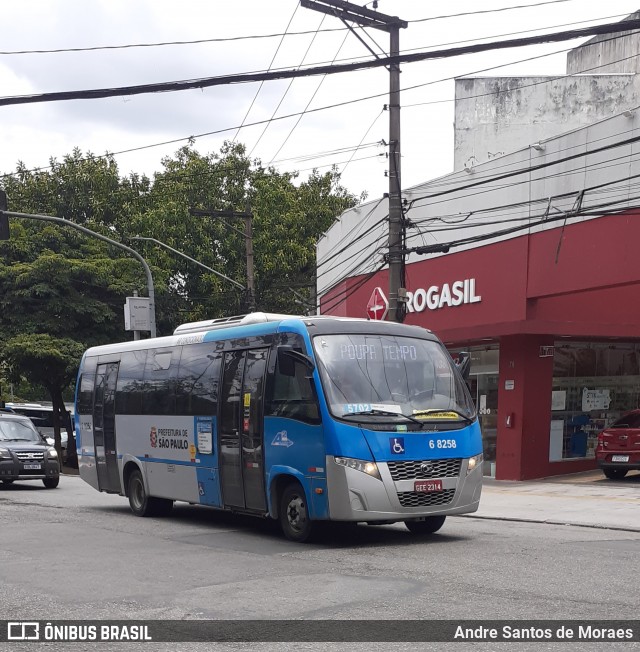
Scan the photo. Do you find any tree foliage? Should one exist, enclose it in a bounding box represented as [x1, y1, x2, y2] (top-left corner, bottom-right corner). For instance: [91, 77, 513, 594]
[3, 334, 85, 463]
[0, 142, 359, 463]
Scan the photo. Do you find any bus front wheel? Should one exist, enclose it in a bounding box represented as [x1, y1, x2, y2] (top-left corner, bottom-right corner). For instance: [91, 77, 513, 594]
[279, 483, 315, 543]
[405, 515, 446, 535]
[128, 469, 173, 517]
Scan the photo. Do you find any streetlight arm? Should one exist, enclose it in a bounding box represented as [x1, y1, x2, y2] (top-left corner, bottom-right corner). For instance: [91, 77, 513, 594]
[131, 236, 246, 291]
[4, 211, 156, 338]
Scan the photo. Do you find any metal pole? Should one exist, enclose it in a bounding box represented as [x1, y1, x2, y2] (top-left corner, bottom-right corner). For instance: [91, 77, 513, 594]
[387, 25, 403, 323]
[132, 290, 140, 341]
[300, 1, 407, 322]
[189, 208, 255, 311]
[131, 236, 246, 291]
[3, 211, 157, 338]
[244, 215, 256, 311]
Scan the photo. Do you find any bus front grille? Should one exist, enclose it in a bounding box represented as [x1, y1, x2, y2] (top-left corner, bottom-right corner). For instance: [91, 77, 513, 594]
[397, 489, 455, 508]
[387, 458, 461, 481]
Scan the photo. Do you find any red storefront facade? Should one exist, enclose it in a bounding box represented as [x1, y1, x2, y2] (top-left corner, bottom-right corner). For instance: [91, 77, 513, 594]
[320, 211, 640, 480]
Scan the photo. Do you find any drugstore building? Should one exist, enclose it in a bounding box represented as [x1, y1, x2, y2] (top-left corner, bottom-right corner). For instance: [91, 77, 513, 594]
[317, 110, 640, 480]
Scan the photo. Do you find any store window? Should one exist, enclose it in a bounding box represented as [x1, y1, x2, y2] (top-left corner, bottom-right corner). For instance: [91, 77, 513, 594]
[550, 342, 640, 461]
[450, 346, 499, 476]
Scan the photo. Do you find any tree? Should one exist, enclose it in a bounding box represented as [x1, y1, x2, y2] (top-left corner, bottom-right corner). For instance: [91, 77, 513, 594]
[2, 334, 85, 465]
[0, 141, 361, 470]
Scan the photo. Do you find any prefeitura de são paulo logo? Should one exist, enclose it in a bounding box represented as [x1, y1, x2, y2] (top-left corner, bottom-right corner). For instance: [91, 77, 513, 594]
[150, 426, 157, 448]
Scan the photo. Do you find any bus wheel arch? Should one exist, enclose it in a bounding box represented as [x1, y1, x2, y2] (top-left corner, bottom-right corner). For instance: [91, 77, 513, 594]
[125, 465, 173, 518]
[269, 473, 300, 520]
[122, 461, 142, 498]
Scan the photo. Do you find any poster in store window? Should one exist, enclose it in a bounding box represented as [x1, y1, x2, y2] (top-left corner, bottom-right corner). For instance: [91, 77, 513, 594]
[549, 420, 564, 462]
[581, 388, 611, 411]
[551, 390, 566, 411]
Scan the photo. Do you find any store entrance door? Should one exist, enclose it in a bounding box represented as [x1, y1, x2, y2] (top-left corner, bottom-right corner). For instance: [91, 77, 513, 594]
[468, 373, 499, 477]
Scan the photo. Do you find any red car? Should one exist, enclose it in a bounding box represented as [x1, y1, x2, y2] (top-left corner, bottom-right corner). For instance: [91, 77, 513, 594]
[595, 410, 640, 479]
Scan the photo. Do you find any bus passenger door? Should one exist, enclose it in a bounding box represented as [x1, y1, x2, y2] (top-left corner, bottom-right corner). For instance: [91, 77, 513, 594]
[94, 362, 120, 493]
[219, 348, 268, 512]
[219, 351, 246, 508]
[241, 349, 268, 511]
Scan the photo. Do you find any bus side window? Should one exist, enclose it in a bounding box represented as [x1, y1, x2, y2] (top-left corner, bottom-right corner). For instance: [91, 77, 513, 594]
[78, 373, 96, 414]
[266, 356, 320, 425]
[142, 348, 179, 416]
[115, 350, 148, 415]
[175, 343, 221, 417]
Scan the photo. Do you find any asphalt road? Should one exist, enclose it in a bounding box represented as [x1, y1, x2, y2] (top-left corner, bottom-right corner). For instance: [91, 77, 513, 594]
[1, 476, 638, 651]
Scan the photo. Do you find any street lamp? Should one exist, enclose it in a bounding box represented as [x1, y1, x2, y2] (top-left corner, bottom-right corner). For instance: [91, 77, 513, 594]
[1, 209, 156, 338]
[131, 236, 246, 291]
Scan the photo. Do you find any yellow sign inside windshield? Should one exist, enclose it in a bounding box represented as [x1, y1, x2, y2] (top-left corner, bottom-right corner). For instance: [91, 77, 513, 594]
[413, 410, 460, 420]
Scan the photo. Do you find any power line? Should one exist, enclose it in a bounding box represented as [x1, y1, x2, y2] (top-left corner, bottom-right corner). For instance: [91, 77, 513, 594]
[268, 20, 351, 165]
[250, 12, 327, 157]
[232, 2, 300, 143]
[409, 0, 576, 24]
[407, 133, 640, 209]
[320, 257, 387, 314]
[2, 24, 636, 184]
[2, 18, 640, 107]
[0, 0, 578, 56]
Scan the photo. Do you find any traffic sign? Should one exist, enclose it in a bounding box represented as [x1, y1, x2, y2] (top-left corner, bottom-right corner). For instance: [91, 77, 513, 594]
[367, 287, 388, 320]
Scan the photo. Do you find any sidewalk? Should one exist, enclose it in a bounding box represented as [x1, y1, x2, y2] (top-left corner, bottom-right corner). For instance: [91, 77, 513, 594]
[464, 470, 640, 532]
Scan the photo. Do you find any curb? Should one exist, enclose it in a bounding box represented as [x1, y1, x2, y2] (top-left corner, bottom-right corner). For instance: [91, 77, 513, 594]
[457, 513, 640, 534]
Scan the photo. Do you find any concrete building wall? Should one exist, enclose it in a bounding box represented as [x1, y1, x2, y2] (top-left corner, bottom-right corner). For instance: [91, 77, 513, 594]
[317, 109, 640, 302]
[567, 11, 640, 74]
[454, 75, 640, 171]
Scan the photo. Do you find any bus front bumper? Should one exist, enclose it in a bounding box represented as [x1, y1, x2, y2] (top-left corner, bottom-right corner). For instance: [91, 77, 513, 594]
[326, 455, 482, 522]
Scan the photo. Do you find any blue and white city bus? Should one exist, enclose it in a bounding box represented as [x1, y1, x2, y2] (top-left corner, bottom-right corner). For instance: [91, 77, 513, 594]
[75, 313, 482, 541]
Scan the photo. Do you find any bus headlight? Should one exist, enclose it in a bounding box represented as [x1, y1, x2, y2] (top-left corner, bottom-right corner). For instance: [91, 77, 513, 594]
[334, 456, 381, 481]
[467, 453, 483, 474]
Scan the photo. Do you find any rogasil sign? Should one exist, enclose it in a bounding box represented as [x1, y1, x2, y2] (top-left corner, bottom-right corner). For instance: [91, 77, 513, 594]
[405, 278, 481, 313]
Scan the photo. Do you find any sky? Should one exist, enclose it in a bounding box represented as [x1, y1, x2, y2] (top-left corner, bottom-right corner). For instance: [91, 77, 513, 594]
[2, 0, 640, 203]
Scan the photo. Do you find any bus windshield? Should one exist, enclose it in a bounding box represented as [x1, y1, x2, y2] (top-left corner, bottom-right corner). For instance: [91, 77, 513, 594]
[313, 334, 475, 421]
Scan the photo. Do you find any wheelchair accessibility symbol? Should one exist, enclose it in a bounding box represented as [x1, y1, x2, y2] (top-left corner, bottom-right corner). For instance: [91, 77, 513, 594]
[390, 437, 405, 454]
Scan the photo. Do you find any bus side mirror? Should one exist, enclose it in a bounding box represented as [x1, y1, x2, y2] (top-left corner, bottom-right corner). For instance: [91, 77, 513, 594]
[277, 346, 315, 378]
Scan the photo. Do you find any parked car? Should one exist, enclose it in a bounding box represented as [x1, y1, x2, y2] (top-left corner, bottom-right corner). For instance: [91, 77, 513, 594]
[5, 403, 74, 449]
[0, 412, 60, 488]
[595, 410, 640, 479]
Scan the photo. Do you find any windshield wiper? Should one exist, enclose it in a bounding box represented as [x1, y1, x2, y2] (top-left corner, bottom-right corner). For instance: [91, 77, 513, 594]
[1, 438, 33, 442]
[341, 409, 423, 424]
[411, 409, 473, 423]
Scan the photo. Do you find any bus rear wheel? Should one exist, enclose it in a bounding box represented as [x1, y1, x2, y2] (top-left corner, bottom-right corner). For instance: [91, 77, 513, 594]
[279, 482, 315, 543]
[128, 469, 173, 517]
[405, 515, 446, 535]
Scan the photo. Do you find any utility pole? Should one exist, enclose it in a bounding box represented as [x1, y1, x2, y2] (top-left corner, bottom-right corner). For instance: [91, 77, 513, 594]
[190, 207, 256, 312]
[301, 0, 408, 322]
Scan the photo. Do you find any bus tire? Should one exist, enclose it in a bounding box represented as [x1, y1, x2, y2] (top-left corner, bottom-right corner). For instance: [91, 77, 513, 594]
[405, 515, 446, 535]
[128, 469, 155, 516]
[279, 482, 315, 543]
